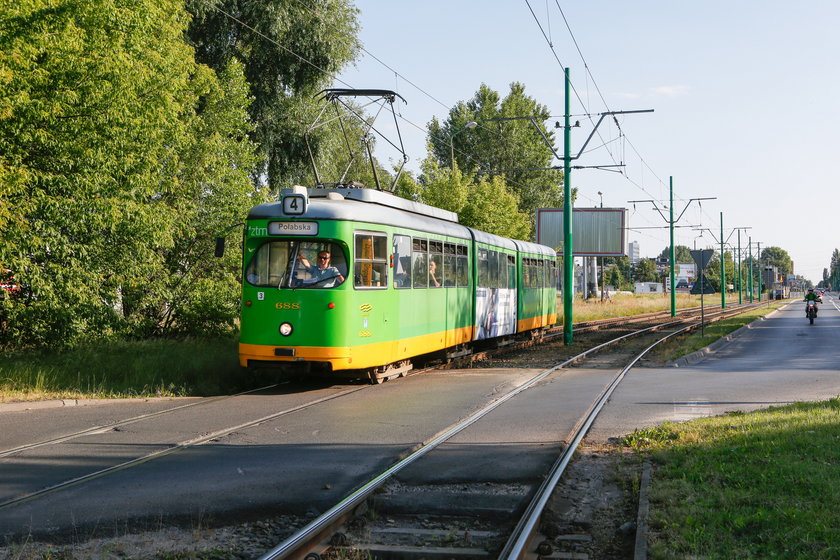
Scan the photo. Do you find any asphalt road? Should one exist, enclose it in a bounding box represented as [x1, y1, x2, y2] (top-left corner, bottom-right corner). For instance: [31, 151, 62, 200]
[588, 299, 840, 440]
[1, 299, 838, 542]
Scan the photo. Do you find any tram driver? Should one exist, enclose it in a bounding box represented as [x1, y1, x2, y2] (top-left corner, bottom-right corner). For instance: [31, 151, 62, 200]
[298, 251, 345, 287]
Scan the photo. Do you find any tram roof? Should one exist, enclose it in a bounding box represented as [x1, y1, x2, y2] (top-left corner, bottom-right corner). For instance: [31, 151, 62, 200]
[248, 187, 554, 256]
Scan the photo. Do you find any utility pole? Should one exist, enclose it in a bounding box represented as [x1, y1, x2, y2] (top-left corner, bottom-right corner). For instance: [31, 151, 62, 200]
[748, 237, 754, 302]
[737, 230, 742, 304]
[559, 69, 652, 344]
[720, 212, 726, 309]
[563, 67, 573, 344]
[669, 178, 676, 317]
[732, 227, 751, 305]
[629, 184, 714, 317]
[757, 241, 763, 301]
[695, 224, 750, 308]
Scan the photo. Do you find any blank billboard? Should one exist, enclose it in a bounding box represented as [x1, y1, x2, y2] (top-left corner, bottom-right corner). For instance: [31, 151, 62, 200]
[536, 207, 628, 257]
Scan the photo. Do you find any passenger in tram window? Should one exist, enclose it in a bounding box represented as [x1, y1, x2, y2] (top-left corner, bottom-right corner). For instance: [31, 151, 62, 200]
[429, 259, 441, 287]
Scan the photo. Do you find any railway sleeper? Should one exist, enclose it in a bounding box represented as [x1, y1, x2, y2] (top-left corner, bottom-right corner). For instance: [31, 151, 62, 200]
[338, 513, 506, 560]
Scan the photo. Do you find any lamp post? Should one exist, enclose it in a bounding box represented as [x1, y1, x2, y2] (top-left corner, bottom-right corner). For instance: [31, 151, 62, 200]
[450, 121, 477, 170]
[597, 191, 603, 208]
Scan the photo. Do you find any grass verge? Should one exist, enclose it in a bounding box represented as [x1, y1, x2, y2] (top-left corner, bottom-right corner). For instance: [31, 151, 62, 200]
[0, 337, 251, 403]
[567, 293, 739, 323]
[622, 398, 840, 558]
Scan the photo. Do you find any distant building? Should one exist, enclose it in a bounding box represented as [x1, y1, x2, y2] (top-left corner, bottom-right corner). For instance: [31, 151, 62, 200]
[628, 241, 640, 264]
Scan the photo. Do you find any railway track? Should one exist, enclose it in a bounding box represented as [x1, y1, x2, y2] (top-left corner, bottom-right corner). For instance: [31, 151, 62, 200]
[0, 301, 774, 553]
[255, 303, 769, 560]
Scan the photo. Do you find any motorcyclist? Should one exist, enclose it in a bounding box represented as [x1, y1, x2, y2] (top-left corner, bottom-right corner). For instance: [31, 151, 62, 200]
[805, 288, 819, 315]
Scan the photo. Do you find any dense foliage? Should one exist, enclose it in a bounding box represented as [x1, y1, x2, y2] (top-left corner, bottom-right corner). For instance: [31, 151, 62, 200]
[402, 157, 531, 240]
[825, 248, 840, 290]
[427, 83, 567, 236]
[0, 0, 268, 348]
[186, 0, 360, 191]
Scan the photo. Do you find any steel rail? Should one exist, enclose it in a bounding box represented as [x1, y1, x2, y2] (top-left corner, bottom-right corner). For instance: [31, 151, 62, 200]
[0, 385, 280, 458]
[260, 302, 767, 559]
[499, 323, 695, 560]
[0, 385, 367, 510]
[257, 317, 696, 560]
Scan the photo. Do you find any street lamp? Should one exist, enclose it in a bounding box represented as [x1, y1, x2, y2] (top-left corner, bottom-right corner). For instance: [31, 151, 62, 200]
[597, 191, 603, 208]
[450, 121, 477, 170]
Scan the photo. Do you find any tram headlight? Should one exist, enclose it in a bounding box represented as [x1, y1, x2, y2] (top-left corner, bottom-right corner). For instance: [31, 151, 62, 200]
[279, 322, 293, 336]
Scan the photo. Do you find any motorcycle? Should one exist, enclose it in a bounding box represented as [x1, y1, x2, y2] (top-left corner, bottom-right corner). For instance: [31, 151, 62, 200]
[806, 300, 818, 324]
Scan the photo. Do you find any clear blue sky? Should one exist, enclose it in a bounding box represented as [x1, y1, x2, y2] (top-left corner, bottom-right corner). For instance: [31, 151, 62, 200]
[336, 1, 838, 283]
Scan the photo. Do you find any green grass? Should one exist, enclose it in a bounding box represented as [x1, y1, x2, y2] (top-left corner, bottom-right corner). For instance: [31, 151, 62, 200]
[566, 292, 738, 323]
[623, 399, 840, 559]
[0, 337, 252, 403]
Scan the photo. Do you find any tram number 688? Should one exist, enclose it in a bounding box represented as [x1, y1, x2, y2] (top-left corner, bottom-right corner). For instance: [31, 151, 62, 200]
[275, 302, 301, 310]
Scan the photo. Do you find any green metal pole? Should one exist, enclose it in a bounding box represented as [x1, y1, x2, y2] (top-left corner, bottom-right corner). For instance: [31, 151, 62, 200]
[757, 242, 762, 301]
[748, 238, 753, 302]
[720, 212, 726, 309]
[669, 177, 676, 317]
[737, 230, 742, 304]
[563, 67, 574, 344]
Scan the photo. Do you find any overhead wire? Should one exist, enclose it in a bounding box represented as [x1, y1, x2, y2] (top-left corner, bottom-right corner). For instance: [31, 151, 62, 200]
[532, 1, 719, 252]
[527, 0, 673, 207]
[203, 0, 670, 234]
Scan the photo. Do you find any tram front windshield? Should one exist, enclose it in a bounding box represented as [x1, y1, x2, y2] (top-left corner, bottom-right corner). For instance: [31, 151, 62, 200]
[246, 240, 347, 289]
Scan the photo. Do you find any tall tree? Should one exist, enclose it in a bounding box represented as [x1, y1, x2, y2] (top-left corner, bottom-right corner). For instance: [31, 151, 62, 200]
[186, 0, 360, 190]
[760, 246, 792, 276]
[0, 0, 261, 347]
[633, 259, 659, 283]
[704, 252, 736, 292]
[415, 157, 530, 240]
[828, 248, 840, 290]
[658, 245, 693, 265]
[427, 83, 565, 227]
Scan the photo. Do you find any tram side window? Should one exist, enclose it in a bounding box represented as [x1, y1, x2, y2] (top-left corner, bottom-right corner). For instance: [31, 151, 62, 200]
[412, 238, 429, 288]
[354, 232, 388, 288]
[489, 250, 500, 288]
[508, 255, 516, 289]
[456, 244, 468, 287]
[525, 258, 536, 289]
[443, 243, 457, 287]
[429, 240, 443, 288]
[479, 248, 508, 289]
[478, 248, 489, 287]
[393, 234, 412, 288]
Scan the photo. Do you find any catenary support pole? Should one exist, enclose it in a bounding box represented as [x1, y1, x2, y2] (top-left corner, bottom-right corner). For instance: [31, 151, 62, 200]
[758, 241, 764, 301]
[563, 67, 573, 344]
[720, 212, 726, 309]
[669, 177, 676, 317]
[737, 230, 743, 304]
[748, 237, 753, 302]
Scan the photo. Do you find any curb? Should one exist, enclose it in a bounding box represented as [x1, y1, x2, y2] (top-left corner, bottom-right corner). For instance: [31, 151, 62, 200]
[634, 460, 653, 560]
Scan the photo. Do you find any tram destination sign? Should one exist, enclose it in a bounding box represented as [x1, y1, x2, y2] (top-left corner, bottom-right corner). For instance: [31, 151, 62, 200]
[268, 221, 319, 235]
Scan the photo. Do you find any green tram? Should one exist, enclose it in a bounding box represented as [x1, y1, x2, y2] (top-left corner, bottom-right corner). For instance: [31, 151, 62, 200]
[237, 186, 558, 382]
